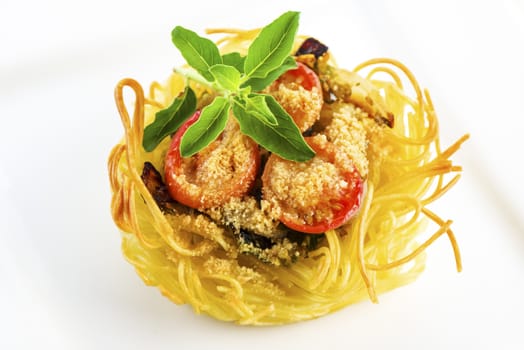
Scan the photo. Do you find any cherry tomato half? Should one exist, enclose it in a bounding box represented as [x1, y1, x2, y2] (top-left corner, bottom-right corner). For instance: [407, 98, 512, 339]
[262, 136, 364, 234]
[164, 111, 260, 210]
[269, 61, 323, 132]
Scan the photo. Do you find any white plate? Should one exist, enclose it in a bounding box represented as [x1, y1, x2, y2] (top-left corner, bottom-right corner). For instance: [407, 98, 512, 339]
[2, 1, 524, 349]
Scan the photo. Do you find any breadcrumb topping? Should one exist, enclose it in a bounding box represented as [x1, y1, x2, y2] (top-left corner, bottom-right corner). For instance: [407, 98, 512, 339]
[202, 256, 285, 297]
[207, 197, 282, 238]
[270, 83, 322, 132]
[322, 102, 369, 177]
[237, 237, 299, 266]
[172, 118, 257, 208]
[264, 153, 344, 224]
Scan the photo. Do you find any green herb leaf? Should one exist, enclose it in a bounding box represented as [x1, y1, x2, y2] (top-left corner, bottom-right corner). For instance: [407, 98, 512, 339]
[209, 64, 241, 92]
[221, 52, 245, 73]
[242, 56, 297, 91]
[171, 26, 222, 82]
[243, 11, 299, 79]
[232, 94, 314, 162]
[161, 11, 313, 162]
[180, 96, 230, 157]
[243, 94, 278, 125]
[142, 87, 196, 152]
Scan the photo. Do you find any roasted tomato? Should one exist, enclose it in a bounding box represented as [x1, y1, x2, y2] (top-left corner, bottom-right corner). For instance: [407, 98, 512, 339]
[164, 111, 260, 210]
[268, 61, 323, 132]
[262, 136, 364, 234]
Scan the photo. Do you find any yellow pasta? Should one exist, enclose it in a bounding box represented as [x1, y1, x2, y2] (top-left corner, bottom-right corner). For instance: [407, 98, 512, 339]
[108, 28, 468, 325]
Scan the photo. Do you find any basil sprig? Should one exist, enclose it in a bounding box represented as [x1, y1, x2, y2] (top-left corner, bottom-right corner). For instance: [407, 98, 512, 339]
[142, 11, 315, 162]
[142, 86, 196, 152]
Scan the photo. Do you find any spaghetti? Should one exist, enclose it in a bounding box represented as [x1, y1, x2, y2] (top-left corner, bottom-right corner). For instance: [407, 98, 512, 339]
[108, 27, 468, 325]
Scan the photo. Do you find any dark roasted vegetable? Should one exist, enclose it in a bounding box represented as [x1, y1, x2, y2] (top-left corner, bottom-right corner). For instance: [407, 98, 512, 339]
[141, 161, 179, 212]
[296, 37, 329, 58]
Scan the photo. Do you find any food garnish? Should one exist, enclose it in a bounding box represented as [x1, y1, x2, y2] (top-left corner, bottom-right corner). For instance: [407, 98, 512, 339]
[144, 11, 315, 162]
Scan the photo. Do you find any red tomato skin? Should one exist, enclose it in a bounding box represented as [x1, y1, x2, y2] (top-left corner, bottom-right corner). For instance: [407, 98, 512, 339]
[279, 61, 321, 91]
[164, 111, 202, 209]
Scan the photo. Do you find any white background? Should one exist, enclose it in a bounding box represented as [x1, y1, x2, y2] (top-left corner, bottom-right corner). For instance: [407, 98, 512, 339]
[1, 0, 523, 349]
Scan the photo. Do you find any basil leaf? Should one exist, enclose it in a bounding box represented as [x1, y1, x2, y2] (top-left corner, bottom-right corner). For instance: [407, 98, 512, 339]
[171, 26, 222, 82]
[142, 87, 196, 152]
[242, 56, 297, 91]
[232, 94, 314, 162]
[243, 94, 278, 125]
[243, 11, 299, 79]
[221, 52, 245, 73]
[209, 64, 241, 92]
[180, 97, 230, 157]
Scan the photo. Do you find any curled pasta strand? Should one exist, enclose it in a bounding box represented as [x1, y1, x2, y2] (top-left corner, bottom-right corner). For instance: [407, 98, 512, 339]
[421, 207, 463, 272]
[366, 66, 404, 89]
[353, 58, 425, 117]
[111, 79, 212, 255]
[356, 183, 378, 303]
[365, 220, 453, 271]
[422, 174, 461, 205]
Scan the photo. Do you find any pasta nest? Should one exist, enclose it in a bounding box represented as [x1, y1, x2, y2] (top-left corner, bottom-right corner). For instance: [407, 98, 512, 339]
[108, 30, 468, 325]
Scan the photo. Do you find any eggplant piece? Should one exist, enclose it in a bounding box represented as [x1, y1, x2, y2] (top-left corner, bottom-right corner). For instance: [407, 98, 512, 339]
[296, 37, 329, 58]
[140, 161, 180, 212]
[238, 228, 274, 250]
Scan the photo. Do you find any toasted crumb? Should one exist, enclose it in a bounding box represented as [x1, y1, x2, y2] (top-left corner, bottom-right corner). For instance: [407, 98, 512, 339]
[269, 83, 322, 132]
[202, 256, 285, 297]
[170, 117, 257, 208]
[237, 236, 299, 266]
[272, 155, 341, 218]
[321, 102, 369, 177]
[164, 211, 233, 256]
[207, 197, 283, 238]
